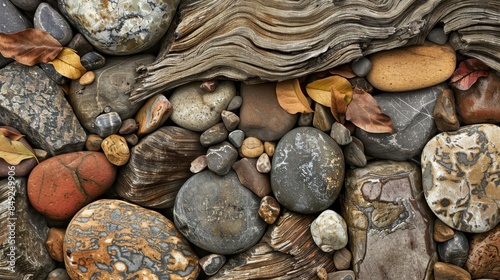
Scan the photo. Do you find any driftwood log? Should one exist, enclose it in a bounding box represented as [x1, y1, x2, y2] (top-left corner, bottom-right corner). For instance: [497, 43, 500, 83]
[129, 0, 500, 103]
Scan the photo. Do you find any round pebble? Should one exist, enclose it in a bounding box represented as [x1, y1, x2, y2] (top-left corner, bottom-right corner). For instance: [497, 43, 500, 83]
[350, 56, 372, 77]
[438, 231, 469, 267]
[101, 134, 130, 166]
[200, 254, 226, 276]
[79, 71, 95, 85]
[228, 129, 245, 148]
[333, 247, 352, 270]
[256, 153, 271, 173]
[427, 26, 449, 45]
[258, 195, 281, 224]
[310, 210, 348, 252]
[241, 137, 264, 158]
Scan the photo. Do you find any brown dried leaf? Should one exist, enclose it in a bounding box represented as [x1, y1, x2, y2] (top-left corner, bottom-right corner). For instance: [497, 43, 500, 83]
[306, 76, 352, 107]
[276, 79, 313, 114]
[49, 47, 86, 79]
[328, 64, 356, 78]
[0, 28, 63, 66]
[0, 128, 24, 141]
[346, 87, 393, 133]
[0, 135, 37, 165]
[449, 58, 489, 90]
[331, 86, 348, 124]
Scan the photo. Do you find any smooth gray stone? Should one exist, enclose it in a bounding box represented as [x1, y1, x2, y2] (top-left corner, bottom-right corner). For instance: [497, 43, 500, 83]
[68, 54, 153, 134]
[355, 84, 444, 161]
[39, 63, 67, 85]
[438, 231, 469, 267]
[206, 141, 238, 175]
[200, 123, 228, 147]
[228, 129, 245, 148]
[46, 268, 71, 280]
[271, 127, 344, 214]
[351, 57, 372, 77]
[10, 0, 40, 11]
[0, 178, 55, 279]
[173, 170, 267, 255]
[67, 33, 94, 57]
[80, 51, 106, 70]
[330, 122, 352, 145]
[427, 27, 449, 45]
[0, 63, 86, 155]
[34, 3, 73, 45]
[226, 95, 243, 111]
[0, 0, 31, 67]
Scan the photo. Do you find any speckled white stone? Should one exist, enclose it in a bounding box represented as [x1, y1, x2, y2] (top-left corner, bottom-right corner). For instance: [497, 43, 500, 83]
[58, 0, 179, 55]
[310, 210, 348, 252]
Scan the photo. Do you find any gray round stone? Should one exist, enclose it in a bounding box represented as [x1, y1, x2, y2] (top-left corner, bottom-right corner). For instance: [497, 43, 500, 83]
[271, 127, 344, 214]
[34, 3, 73, 45]
[351, 57, 372, 77]
[173, 170, 267, 255]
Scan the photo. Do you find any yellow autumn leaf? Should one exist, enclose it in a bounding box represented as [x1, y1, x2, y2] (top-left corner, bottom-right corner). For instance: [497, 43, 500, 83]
[276, 79, 313, 114]
[0, 135, 37, 165]
[49, 47, 86, 79]
[306, 75, 353, 107]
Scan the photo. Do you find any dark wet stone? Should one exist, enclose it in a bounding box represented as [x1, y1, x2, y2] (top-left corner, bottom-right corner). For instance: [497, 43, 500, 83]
[351, 57, 372, 77]
[10, 0, 40, 11]
[200, 123, 228, 147]
[67, 33, 94, 57]
[271, 127, 344, 214]
[0, 0, 31, 67]
[80, 51, 106, 70]
[39, 63, 68, 85]
[33, 3, 73, 45]
[0, 63, 86, 155]
[427, 27, 449, 45]
[200, 254, 226, 276]
[228, 129, 245, 148]
[173, 170, 267, 255]
[206, 141, 238, 175]
[438, 231, 469, 267]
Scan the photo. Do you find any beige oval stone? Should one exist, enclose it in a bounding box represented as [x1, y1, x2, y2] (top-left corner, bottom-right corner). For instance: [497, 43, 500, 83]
[101, 134, 130, 166]
[79, 71, 95, 85]
[367, 41, 456, 92]
[241, 137, 264, 158]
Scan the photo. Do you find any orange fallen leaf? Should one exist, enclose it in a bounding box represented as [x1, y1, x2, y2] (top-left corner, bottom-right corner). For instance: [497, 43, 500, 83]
[276, 79, 313, 114]
[306, 75, 352, 107]
[49, 47, 86, 79]
[331, 86, 348, 124]
[346, 87, 393, 133]
[0, 128, 24, 141]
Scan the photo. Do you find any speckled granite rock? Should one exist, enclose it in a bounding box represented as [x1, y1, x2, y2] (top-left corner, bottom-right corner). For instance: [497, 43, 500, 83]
[58, 0, 180, 55]
[342, 160, 437, 280]
[0, 63, 86, 155]
[465, 224, 500, 279]
[64, 199, 199, 279]
[422, 124, 500, 233]
[0, 178, 55, 279]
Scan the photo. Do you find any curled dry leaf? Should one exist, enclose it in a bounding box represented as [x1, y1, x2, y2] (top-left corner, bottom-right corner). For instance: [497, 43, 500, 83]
[306, 75, 352, 107]
[0, 128, 24, 141]
[449, 58, 489, 90]
[276, 79, 313, 114]
[49, 47, 86, 79]
[328, 64, 356, 79]
[346, 87, 393, 134]
[331, 86, 348, 124]
[0, 134, 37, 165]
[0, 28, 63, 66]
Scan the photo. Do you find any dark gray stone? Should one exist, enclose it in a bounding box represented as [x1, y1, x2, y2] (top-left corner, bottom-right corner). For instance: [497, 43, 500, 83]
[331, 122, 352, 145]
[271, 127, 344, 214]
[438, 231, 469, 267]
[0, 63, 86, 155]
[228, 129, 245, 148]
[0, 178, 55, 279]
[39, 63, 67, 85]
[200, 123, 228, 147]
[33, 3, 73, 45]
[68, 55, 153, 134]
[80, 51, 106, 70]
[226, 95, 242, 111]
[342, 137, 367, 167]
[67, 33, 94, 57]
[355, 84, 444, 161]
[0, 0, 31, 67]
[200, 254, 226, 276]
[351, 57, 372, 77]
[10, 0, 40, 11]
[206, 141, 238, 175]
[173, 170, 267, 255]
[427, 27, 449, 45]
[298, 112, 314, 127]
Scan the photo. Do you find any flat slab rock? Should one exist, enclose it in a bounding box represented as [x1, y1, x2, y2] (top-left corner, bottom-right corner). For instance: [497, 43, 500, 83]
[0, 63, 86, 155]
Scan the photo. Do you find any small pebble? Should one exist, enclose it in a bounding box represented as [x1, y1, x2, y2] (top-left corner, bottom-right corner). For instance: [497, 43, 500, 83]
[79, 71, 95, 85]
[327, 270, 356, 280]
[264, 141, 275, 157]
[310, 210, 348, 252]
[313, 103, 335, 132]
[333, 247, 352, 270]
[342, 137, 367, 167]
[226, 95, 243, 111]
[256, 153, 271, 173]
[123, 133, 138, 146]
[434, 219, 455, 242]
[200, 123, 228, 147]
[241, 137, 264, 158]
[317, 266, 328, 280]
[85, 134, 103, 151]
[298, 112, 314, 126]
[200, 80, 219, 92]
[200, 254, 226, 276]
[228, 129, 245, 148]
[434, 262, 471, 280]
[45, 227, 65, 262]
[67, 33, 93, 57]
[101, 134, 130, 166]
[118, 118, 139, 135]
[438, 231, 469, 267]
[351, 57, 372, 77]
[330, 122, 352, 145]
[46, 268, 71, 280]
[190, 155, 207, 173]
[33, 148, 50, 162]
[233, 158, 271, 197]
[221, 110, 240, 131]
[206, 141, 238, 175]
[94, 112, 122, 138]
[427, 26, 449, 45]
[349, 77, 374, 93]
[433, 88, 460, 132]
[135, 94, 172, 136]
[80, 51, 106, 70]
[258, 196, 281, 224]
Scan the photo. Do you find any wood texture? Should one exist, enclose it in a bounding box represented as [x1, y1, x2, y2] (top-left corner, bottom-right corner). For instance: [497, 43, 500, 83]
[129, 0, 500, 103]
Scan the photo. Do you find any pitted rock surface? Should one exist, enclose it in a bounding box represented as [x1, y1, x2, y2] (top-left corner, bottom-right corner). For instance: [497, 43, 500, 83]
[64, 199, 199, 279]
[465, 224, 500, 279]
[422, 124, 500, 233]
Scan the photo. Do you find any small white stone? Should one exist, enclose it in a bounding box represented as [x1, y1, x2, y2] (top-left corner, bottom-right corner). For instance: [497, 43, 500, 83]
[256, 153, 271, 173]
[310, 210, 348, 252]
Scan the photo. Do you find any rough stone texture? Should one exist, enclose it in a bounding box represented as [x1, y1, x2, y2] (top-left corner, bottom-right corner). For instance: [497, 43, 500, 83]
[0, 63, 87, 155]
[271, 127, 344, 214]
[135, 94, 172, 136]
[0, 126, 37, 177]
[114, 126, 206, 208]
[342, 160, 437, 280]
[27, 152, 116, 221]
[465, 224, 500, 279]
[310, 210, 348, 252]
[101, 134, 130, 166]
[68, 55, 154, 134]
[454, 72, 500, 125]
[0, 178, 55, 279]
[355, 83, 443, 161]
[0, 0, 31, 67]
[206, 141, 238, 176]
[59, 0, 180, 55]
[239, 82, 298, 141]
[434, 262, 471, 280]
[366, 41, 456, 92]
[34, 2, 73, 45]
[421, 124, 500, 233]
[438, 231, 469, 267]
[64, 199, 199, 279]
[170, 81, 236, 132]
[173, 170, 267, 255]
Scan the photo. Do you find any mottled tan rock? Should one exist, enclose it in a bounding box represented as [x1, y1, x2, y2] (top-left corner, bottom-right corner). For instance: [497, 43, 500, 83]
[333, 247, 352, 270]
[422, 124, 500, 233]
[264, 141, 275, 157]
[434, 219, 455, 242]
[366, 41, 456, 91]
[317, 266, 328, 280]
[45, 228, 65, 262]
[240, 137, 264, 158]
[465, 224, 500, 279]
[85, 134, 102, 151]
[342, 160, 437, 280]
[434, 262, 471, 280]
[258, 196, 280, 224]
[101, 134, 130, 166]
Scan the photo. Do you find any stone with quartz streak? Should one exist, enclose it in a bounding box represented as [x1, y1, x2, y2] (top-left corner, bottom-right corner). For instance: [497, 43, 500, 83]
[342, 160, 437, 280]
[0, 63, 86, 155]
[58, 0, 180, 55]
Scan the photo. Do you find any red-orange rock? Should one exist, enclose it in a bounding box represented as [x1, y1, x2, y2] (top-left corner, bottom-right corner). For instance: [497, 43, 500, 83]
[27, 151, 116, 220]
[465, 224, 500, 279]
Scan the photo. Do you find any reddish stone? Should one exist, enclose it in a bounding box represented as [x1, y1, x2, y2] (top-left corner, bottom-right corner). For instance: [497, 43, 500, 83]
[45, 228, 66, 262]
[465, 224, 500, 279]
[232, 158, 271, 197]
[0, 126, 37, 177]
[27, 151, 116, 220]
